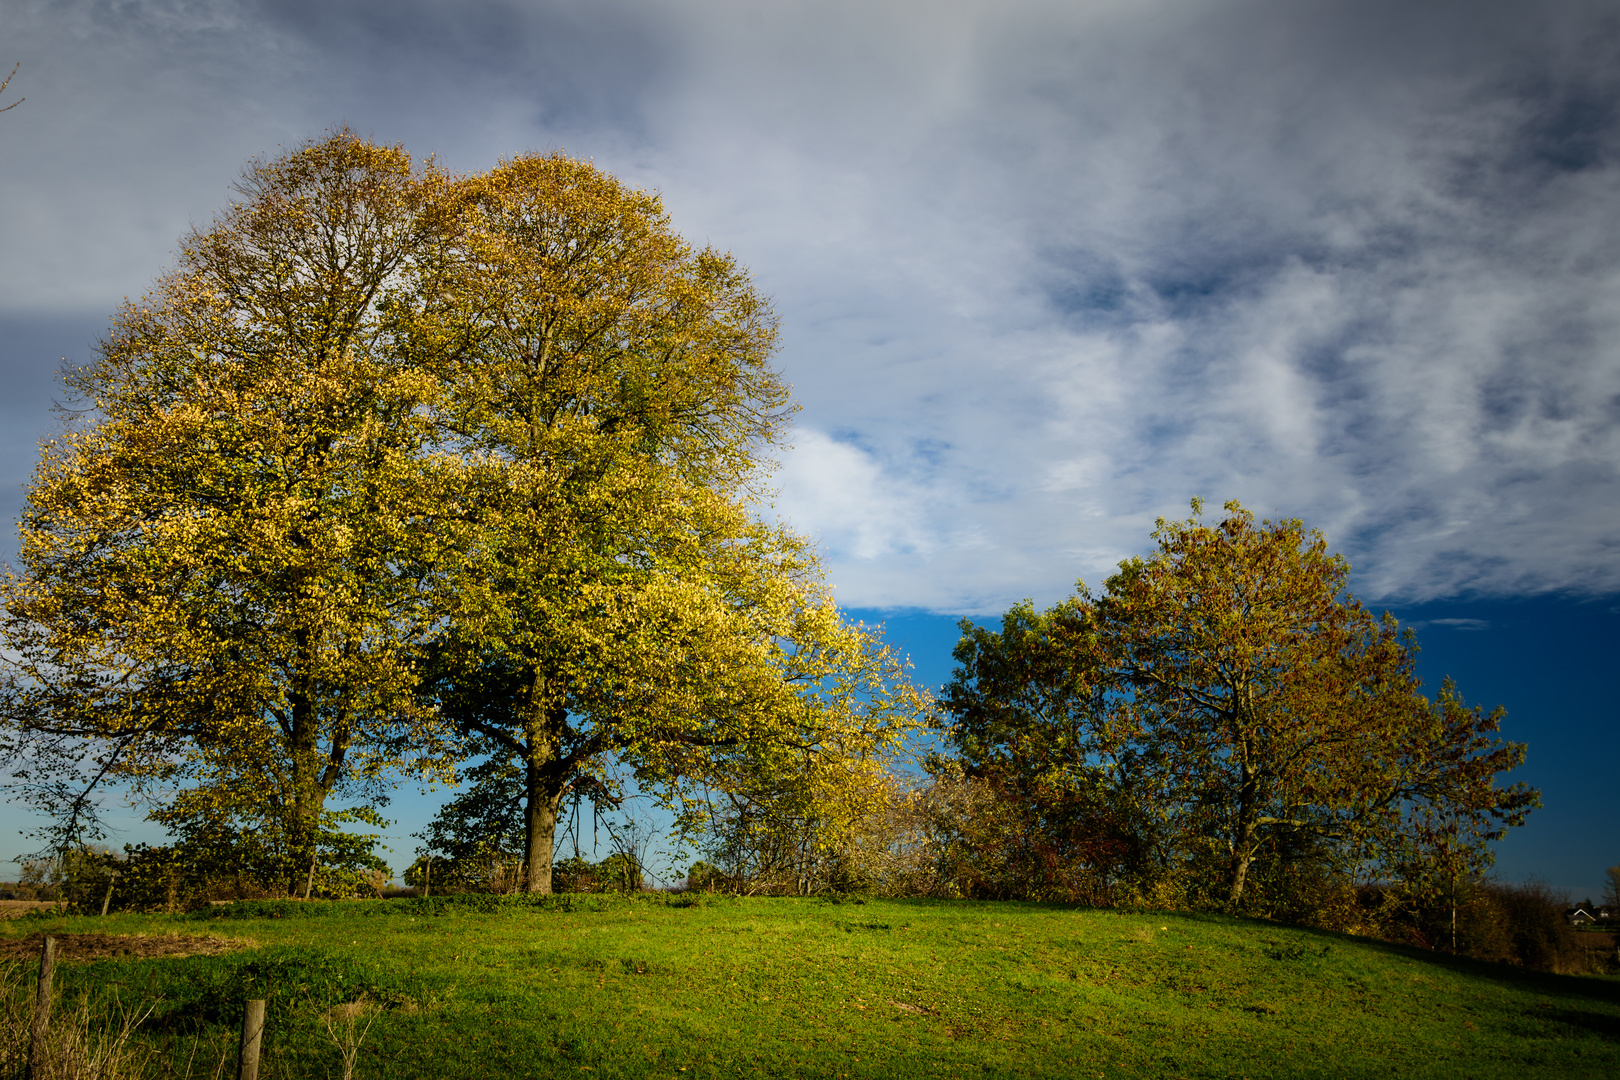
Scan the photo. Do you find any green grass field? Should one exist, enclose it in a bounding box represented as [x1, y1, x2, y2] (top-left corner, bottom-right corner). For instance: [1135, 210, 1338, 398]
[4, 895, 1617, 1079]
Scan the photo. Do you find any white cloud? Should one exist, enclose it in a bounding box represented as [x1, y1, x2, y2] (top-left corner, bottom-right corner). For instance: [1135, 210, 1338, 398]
[771, 429, 939, 562]
[1418, 618, 1492, 631]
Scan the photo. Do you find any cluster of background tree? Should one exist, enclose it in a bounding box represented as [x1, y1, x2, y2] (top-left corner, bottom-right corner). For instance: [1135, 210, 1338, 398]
[0, 134, 1563, 969]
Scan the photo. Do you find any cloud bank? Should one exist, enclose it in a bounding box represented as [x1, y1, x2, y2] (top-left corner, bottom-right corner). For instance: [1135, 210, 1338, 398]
[3, 0, 1618, 611]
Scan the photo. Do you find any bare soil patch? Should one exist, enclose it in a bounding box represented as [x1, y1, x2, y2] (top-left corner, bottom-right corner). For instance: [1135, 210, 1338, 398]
[0, 931, 250, 963]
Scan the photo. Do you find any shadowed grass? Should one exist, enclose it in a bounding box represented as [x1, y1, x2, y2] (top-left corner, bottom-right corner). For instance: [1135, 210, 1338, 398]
[3, 896, 1617, 1079]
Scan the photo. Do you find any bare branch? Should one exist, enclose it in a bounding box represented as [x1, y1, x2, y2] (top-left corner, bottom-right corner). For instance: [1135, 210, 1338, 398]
[0, 63, 23, 113]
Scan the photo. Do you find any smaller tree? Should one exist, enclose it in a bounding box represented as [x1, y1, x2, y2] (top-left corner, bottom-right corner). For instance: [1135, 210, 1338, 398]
[411, 744, 528, 891]
[674, 608, 930, 896]
[699, 734, 898, 895]
[1088, 501, 1538, 906]
[1603, 863, 1620, 912]
[684, 861, 725, 891]
[940, 600, 1161, 901]
[939, 500, 1539, 911]
[595, 851, 642, 893]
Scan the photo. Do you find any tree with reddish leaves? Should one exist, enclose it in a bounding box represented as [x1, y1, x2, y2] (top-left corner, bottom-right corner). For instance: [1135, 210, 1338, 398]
[938, 600, 1155, 902]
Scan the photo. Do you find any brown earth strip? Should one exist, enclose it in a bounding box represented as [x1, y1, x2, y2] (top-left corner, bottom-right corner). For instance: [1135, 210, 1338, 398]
[0, 931, 251, 962]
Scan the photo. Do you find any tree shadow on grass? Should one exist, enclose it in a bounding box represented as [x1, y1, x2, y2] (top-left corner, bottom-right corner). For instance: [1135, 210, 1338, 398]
[1168, 908, 1620, 1004]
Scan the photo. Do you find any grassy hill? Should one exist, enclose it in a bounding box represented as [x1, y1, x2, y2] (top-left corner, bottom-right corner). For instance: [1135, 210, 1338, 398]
[4, 895, 1617, 1078]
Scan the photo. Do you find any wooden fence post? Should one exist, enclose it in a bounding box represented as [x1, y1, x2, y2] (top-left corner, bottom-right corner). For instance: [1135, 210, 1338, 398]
[238, 999, 266, 1080]
[27, 935, 56, 1080]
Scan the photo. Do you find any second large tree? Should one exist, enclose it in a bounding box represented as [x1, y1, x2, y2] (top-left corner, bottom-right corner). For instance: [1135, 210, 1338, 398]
[425, 155, 919, 892]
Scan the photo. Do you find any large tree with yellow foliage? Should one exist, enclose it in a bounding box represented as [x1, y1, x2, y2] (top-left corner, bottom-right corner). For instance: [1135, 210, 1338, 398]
[1, 135, 928, 895]
[422, 155, 926, 892]
[0, 133, 455, 890]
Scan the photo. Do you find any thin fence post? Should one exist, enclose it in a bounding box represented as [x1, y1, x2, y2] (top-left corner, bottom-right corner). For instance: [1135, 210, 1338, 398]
[27, 935, 56, 1080]
[238, 998, 266, 1080]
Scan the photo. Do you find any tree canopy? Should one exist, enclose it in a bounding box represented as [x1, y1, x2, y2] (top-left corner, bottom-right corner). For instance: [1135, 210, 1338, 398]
[0, 134, 454, 892]
[1, 133, 929, 896]
[942, 500, 1538, 909]
[417, 153, 926, 892]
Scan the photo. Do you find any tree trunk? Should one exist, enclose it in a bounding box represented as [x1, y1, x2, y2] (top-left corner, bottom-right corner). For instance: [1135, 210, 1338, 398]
[288, 649, 321, 897]
[522, 688, 570, 895]
[524, 762, 561, 894]
[1226, 850, 1253, 907]
[1227, 746, 1259, 906]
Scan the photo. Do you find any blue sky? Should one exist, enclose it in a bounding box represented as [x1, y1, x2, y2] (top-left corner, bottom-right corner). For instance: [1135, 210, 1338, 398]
[1, 0, 1616, 897]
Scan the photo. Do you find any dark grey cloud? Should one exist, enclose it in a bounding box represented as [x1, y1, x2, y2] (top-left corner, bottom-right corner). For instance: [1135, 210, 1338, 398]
[251, 0, 675, 136]
[0, 315, 106, 555]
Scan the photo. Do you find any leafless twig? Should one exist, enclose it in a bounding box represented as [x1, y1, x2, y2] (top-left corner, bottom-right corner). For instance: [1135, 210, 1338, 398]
[321, 996, 380, 1080]
[0, 64, 23, 113]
